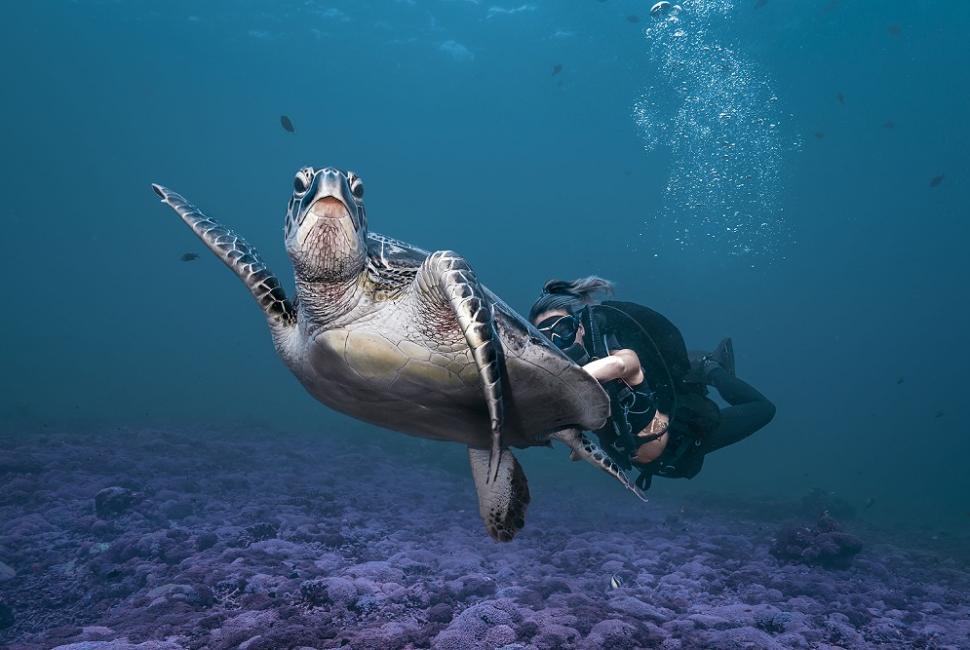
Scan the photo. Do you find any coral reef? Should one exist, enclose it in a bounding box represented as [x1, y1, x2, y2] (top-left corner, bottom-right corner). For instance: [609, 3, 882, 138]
[1, 429, 968, 650]
[771, 513, 864, 569]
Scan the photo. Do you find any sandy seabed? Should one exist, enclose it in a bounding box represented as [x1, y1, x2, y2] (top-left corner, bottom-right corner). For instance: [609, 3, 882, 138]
[0, 428, 967, 650]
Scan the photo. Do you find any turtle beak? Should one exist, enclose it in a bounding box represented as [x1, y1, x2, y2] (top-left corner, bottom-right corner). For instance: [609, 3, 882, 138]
[298, 168, 364, 231]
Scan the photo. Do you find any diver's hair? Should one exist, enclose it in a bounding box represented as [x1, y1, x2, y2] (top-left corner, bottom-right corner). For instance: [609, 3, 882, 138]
[528, 276, 615, 322]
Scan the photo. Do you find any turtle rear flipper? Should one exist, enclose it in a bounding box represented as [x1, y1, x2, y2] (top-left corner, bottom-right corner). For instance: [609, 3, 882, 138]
[152, 184, 297, 338]
[468, 447, 530, 542]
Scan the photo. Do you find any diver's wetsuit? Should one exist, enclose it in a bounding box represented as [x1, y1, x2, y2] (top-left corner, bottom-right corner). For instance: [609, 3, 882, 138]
[698, 366, 775, 455]
[564, 301, 774, 490]
[636, 365, 774, 487]
[574, 301, 691, 464]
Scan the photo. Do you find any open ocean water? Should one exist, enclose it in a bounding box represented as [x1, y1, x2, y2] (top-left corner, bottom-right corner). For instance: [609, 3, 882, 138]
[1, 1, 968, 648]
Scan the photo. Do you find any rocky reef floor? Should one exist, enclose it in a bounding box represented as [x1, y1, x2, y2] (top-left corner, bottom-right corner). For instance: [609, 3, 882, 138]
[1, 427, 968, 650]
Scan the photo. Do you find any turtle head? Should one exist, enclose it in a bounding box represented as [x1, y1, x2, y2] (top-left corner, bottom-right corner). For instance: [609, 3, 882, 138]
[284, 166, 368, 282]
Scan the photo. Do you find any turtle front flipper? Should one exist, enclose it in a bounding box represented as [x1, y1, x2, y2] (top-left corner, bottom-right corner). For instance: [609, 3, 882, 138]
[415, 251, 505, 483]
[552, 429, 648, 503]
[468, 447, 530, 542]
[151, 184, 297, 337]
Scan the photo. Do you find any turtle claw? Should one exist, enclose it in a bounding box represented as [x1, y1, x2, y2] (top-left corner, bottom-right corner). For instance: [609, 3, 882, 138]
[624, 473, 650, 503]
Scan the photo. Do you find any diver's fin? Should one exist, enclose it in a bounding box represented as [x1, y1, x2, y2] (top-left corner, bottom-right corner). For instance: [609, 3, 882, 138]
[687, 337, 735, 382]
[552, 429, 648, 502]
[711, 337, 735, 376]
[468, 447, 530, 542]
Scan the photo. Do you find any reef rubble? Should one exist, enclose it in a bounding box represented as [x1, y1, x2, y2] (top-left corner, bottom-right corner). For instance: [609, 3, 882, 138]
[0, 428, 968, 650]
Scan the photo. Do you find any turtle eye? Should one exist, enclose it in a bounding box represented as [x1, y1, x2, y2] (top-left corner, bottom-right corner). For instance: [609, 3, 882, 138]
[349, 174, 364, 199]
[293, 168, 312, 194]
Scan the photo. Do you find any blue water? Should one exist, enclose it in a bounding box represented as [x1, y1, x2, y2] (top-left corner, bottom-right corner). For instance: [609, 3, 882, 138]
[1, 0, 968, 535]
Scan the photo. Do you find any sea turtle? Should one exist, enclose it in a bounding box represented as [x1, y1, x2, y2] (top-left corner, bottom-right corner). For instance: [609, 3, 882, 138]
[151, 165, 643, 540]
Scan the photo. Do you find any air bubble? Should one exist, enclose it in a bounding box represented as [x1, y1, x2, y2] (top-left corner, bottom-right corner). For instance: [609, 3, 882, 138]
[635, 0, 789, 260]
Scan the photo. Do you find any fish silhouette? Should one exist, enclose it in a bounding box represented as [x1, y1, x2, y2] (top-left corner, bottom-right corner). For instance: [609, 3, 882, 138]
[627, 15, 641, 23]
[280, 115, 295, 133]
[755, 0, 768, 8]
[552, 64, 563, 76]
[883, 120, 895, 129]
[929, 175, 944, 188]
[180, 253, 199, 262]
[836, 92, 845, 105]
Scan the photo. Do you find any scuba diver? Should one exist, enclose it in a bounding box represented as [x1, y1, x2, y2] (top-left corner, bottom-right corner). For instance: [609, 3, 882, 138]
[528, 277, 776, 491]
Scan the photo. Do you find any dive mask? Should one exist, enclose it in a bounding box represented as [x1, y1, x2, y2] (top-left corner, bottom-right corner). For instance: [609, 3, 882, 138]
[537, 313, 589, 365]
[537, 314, 579, 349]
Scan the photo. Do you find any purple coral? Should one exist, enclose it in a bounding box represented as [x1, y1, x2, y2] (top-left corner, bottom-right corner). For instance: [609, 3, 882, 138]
[771, 513, 864, 569]
[0, 428, 966, 650]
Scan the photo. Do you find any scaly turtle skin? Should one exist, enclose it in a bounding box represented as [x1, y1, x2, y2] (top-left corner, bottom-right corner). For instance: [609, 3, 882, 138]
[152, 166, 643, 541]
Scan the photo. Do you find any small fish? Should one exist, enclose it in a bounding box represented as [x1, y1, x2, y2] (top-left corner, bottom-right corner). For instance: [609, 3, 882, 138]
[814, 132, 825, 139]
[863, 497, 875, 510]
[180, 253, 199, 262]
[929, 174, 944, 188]
[755, 0, 768, 8]
[627, 15, 641, 23]
[280, 115, 295, 133]
[883, 120, 895, 128]
[609, 574, 623, 589]
[896, 377, 904, 385]
[888, 24, 901, 37]
[552, 64, 563, 76]
[836, 92, 845, 105]
[934, 410, 945, 418]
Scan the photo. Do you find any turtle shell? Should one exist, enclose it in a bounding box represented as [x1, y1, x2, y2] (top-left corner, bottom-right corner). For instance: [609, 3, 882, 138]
[361, 231, 610, 445]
